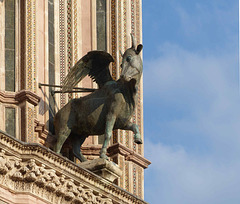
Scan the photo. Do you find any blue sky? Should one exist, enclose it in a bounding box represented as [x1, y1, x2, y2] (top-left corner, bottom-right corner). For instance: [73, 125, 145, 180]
[142, 0, 239, 203]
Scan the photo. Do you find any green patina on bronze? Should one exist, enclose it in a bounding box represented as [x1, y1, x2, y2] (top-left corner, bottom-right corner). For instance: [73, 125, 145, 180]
[53, 34, 143, 162]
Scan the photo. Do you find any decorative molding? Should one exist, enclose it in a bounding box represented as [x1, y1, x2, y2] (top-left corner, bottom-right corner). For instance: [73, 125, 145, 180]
[138, 166, 142, 198]
[0, 92, 18, 105]
[108, 143, 151, 169]
[20, 0, 26, 90]
[34, 119, 49, 145]
[26, 0, 33, 90]
[133, 164, 137, 195]
[27, 107, 34, 142]
[0, 90, 40, 106]
[0, 131, 148, 204]
[73, 0, 78, 99]
[32, 0, 36, 94]
[79, 158, 122, 183]
[123, 0, 127, 50]
[59, 0, 66, 108]
[67, 0, 73, 100]
[136, 0, 142, 157]
[81, 145, 101, 156]
[111, 0, 118, 145]
[119, 155, 124, 188]
[111, 0, 117, 81]
[15, 90, 40, 106]
[125, 162, 129, 191]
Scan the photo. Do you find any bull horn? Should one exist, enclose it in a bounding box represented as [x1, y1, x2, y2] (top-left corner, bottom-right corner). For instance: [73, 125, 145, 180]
[130, 33, 136, 49]
[119, 50, 123, 57]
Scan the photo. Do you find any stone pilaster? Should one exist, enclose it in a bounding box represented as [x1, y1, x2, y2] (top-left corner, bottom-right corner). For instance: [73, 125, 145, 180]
[15, 90, 40, 142]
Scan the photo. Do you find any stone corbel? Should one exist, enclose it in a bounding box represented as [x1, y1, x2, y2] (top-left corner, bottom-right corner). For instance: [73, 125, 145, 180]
[107, 143, 151, 169]
[15, 90, 40, 106]
[0, 90, 40, 106]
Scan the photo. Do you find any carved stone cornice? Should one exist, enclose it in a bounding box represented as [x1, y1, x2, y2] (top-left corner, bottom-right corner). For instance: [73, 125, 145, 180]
[81, 145, 102, 156]
[107, 143, 151, 169]
[0, 91, 18, 105]
[0, 90, 40, 106]
[0, 131, 148, 204]
[15, 90, 40, 106]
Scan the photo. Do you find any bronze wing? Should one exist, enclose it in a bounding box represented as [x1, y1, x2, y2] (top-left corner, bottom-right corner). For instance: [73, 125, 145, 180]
[62, 51, 114, 91]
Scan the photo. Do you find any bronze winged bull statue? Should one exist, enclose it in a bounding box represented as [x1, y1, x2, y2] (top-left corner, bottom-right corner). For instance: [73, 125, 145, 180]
[54, 34, 143, 162]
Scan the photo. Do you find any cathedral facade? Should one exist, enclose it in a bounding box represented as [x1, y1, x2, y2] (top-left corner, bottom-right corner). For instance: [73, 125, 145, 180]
[0, 0, 150, 203]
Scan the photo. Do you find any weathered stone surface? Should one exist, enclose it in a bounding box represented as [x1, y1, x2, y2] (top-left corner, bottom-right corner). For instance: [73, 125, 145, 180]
[0, 131, 148, 204]
[79, 158, 122, 182]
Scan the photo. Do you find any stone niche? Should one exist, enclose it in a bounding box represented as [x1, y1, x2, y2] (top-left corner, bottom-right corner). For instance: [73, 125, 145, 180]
[0, 131, 148, 204]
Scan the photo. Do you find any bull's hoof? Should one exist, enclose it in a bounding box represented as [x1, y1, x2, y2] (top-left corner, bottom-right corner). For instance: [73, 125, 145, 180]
[134, 138, 143, 144]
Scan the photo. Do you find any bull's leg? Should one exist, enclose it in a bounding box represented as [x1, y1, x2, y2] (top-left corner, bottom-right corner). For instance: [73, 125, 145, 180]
[100, 116, 116, 160]
[54, 127, 71, 154]
[123, 122, 143, 144]
[71, 134, 87, 162]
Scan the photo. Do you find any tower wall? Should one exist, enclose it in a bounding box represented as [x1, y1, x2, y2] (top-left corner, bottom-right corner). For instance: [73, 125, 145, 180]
[0, 0, 150, 200]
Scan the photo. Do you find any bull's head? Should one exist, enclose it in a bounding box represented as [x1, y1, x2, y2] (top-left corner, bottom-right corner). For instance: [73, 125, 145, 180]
[120, 34, 143, 85]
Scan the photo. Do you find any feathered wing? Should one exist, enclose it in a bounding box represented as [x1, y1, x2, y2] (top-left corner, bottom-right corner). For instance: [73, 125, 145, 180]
[62, 51, 114, 91]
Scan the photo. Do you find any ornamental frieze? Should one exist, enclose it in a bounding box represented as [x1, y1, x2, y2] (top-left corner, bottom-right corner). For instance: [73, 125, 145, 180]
[0, 131, 147, 204]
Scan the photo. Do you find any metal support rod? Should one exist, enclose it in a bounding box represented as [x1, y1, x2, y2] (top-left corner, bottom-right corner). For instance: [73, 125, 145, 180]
[39, 83, 96, 92]
[53, 90, 94, 94]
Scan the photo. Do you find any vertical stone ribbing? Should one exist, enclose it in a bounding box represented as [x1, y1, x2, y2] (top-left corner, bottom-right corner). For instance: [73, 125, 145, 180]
[138, 166, 143, 198]
[59, 0, 66, 108]
[33, 0, 36, 94]
[133, 164, 137, 195]
[135, 1, 144, 198]
[125, 162, 129, 191]
[111, 0, 117, 79]
[122, 0, 129, 148]
[67, 0, 73, 100]
[20, 0, 26, 90]
[27, 107, 34, 142]
[111, 0, 118, 144]
[119, 156, 124, 188]
[123, 0, 127, 50]
[131, 0, 135, 36]
[136, 0, 142, 156]
[118, 0, 124, 144]
[73, 0, 78, 64]
[33, 0, 37, 118]
[26, 0, 33, 91]
[118, 0, 122, 52]
[73, 0, 78, 98]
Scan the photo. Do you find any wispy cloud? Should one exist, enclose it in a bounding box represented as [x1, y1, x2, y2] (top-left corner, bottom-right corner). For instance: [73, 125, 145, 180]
[143, 43, 240, 203]
[145, 140, 240, 204]
[142, 0, 238, 202]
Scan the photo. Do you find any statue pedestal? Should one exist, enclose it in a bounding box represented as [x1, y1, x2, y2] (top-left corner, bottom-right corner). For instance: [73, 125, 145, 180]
[79, 158, 122, 182]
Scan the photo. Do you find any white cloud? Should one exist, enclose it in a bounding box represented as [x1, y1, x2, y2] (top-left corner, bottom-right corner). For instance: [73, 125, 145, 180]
[145, 140, 240, 204]
[142, 0, 238, 202]
[143, 43, 240, 203]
